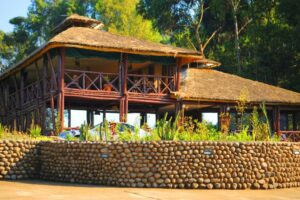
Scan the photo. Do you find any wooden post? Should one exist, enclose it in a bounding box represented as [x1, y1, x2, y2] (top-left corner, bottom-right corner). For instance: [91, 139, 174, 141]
[273, 106, 280, 135]
[58, 48, 65, 132]
[175, 100, 184, 124]
[175, 59, 182, 91]
[120, 53, 128, 122]
[120, 98, 124, 122]
[68, 108, 71, 128]
[20, 70, 25, 131]
[41, 54, 48, 132]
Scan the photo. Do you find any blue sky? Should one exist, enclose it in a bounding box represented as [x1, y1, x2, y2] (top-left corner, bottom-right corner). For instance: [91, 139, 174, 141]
[0, 0, 31, 32]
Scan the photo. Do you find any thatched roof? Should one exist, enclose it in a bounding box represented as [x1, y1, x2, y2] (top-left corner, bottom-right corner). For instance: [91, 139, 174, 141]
[176, 68, 300, 105]
[50, 27, 201, 57]
[52, 14, 104, 34]
[0, 23, 203, 80]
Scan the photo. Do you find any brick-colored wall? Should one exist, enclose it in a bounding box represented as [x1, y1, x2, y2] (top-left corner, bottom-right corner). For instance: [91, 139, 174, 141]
[1, 140, 300, 189]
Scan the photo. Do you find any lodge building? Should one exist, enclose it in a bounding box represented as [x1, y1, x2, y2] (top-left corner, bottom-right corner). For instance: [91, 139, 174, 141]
[0, 15, 299, 140]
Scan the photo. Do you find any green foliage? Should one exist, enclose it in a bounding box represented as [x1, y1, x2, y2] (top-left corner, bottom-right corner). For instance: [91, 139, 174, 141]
[65, 133, 78, 141]
[117, 129, 140, 142]
[250, 106, 260, 141]
[0, 123, 6, 138]
[80, 122, 91, 141]
[102, 120, 112, 141]
[154, 113, 179, 141]
[226, 126, 253, 142]
[96, 0, 162, 42]
[28, 120, 42, 138]
[235, 88, 249, 131]
[55, 112, 62, 135]
[139, 0, 300, 93]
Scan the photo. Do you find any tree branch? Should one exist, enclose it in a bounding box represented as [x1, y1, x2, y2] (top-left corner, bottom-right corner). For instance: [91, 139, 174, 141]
[238, 18, 252, 34]
[202, 26, 222, 51]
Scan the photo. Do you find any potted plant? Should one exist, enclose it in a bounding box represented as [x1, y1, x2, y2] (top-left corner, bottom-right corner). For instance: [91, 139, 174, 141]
[103, 76, 113, 91]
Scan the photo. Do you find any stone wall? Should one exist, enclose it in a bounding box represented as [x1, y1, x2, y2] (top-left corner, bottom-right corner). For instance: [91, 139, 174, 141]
[39, 141, 300, 189]
[0, 140, 40, 180]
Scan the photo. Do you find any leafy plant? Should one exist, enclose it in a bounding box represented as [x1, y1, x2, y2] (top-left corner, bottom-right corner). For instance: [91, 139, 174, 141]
[250, 106, 260, 141]
[65, 133, 78, 141]
[80, 122, 91, 141]
[28, 120, 42, 138]
[0, 123, 5, 138]
[55, 112, 62, 135]
[154, 113, 180, 140]
[235, 88, 249, 131]
[260, 102, 272, 137]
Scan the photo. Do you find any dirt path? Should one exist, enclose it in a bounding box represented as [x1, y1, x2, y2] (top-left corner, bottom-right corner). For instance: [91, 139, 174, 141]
[0, 180, 300, 200]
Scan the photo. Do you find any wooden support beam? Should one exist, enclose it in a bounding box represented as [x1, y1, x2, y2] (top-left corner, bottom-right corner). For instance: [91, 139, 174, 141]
[175, 100, 184, 124]
[175, 59, 182, 91]
[41, 54, 48, 133]
[58, 48, 65, 132]
[20, 70, 25, 131]
[273, 106, 280, 135]
[119, 53, 128, 122]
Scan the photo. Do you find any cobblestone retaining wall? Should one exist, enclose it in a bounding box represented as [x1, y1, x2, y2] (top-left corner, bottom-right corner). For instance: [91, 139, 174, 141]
[0, 140, 40, 180]
[39, 141, 300, 189]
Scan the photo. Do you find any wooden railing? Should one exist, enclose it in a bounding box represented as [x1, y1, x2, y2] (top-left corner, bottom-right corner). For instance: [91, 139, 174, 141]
[64, 69, 120, 92]
[279, 131, 300, 142]
[127, 74, 175, 95]
[8, 92, 17, 110]
[23, 81, 43, 104]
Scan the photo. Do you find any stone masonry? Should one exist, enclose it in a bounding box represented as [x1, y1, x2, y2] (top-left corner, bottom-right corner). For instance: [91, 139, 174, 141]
[1, 140, 300, 189]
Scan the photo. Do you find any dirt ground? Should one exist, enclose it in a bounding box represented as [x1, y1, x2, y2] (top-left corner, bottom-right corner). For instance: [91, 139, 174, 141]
[0, 180, 300, 200]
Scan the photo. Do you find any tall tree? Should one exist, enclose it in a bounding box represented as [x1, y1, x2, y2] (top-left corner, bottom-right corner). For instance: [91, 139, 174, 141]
[139, 0, 222, 55]
[0, 0, 162, 68]
[96, 0, 162, 42]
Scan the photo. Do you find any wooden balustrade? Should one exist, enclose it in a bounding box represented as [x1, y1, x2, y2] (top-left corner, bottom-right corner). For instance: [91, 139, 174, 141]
[64, 69, 175, 96]
[64, 69, 120, 92]
[127, 74, 175, 95]
[279, 131, 300, 142]
[23, 81, 43, 104]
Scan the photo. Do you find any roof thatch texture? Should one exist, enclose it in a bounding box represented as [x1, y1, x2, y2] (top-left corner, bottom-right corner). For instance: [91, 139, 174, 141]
[0, 26, 203, 80]
[50, 27, 201, 57]
[52, 14, 103, 34]
[177, 68, 300, 105]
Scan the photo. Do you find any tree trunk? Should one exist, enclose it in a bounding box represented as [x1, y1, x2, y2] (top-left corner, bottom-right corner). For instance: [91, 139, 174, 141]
[233, 9, 241, 73]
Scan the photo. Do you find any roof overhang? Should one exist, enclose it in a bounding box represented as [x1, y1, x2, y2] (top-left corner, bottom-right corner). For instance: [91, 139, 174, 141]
[0, 42, 204, 81]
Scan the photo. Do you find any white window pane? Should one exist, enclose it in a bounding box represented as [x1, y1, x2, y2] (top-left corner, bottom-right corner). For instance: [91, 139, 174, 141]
[147, 113, 156, 128]
[202, 113, 218, 125]
[128, 113, 141, 127]
[93, 112, 103, 126]
[105, 113, 120, 122]
[71, 110, 87, 127]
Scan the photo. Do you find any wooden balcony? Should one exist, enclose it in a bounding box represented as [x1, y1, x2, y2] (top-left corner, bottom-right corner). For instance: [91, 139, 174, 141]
[63, 69, 176, 101]
[127, 74, 175, 96]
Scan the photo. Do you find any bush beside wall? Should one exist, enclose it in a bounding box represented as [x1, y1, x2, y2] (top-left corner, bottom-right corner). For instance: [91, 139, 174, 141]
[1, 140, 300, 189]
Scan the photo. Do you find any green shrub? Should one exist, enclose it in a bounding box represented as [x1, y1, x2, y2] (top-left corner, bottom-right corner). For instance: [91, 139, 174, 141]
[0, 123, 4, 138]
[28, 122, 42, 138]
[65, 133, 78, 141]
[80, 122, 91, 141]
[154, 113, 179, 140]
